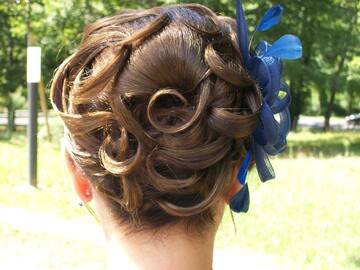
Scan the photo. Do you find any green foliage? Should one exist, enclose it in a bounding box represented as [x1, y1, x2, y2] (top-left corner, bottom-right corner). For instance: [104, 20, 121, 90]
[0, 0, 359, 130]
[0, 3, 27, 96]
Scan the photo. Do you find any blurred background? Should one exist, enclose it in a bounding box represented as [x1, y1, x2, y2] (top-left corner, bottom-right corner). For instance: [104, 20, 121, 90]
[0, 0, 359, 269]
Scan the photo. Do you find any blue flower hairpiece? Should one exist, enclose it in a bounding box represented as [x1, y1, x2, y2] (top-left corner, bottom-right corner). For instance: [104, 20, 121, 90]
[230, 0, 302, 213]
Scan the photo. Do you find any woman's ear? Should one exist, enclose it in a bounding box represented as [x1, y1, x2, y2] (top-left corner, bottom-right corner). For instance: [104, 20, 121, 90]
[63, 148, 93, 203]
[224, 163, 242, 204]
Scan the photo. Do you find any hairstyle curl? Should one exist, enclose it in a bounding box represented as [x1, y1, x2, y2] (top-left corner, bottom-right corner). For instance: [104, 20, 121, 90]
[51, 4, 261, 232]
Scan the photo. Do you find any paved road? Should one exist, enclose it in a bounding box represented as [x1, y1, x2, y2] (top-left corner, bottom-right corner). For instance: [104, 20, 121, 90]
[297, 116, 347, 130]
[0, 114, 54, 126]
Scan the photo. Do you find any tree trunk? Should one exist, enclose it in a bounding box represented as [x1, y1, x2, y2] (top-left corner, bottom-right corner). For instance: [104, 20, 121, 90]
[6, 99, 16, 138]
[324, 2, 357, 131]
[347, 89, 354, 115]
[324, 55, 346, 131]
[289, 16, 313, 132]
[324, 112, 331, 132]
[289, 76, 303, 132]
[324, 84, 336, 131]
[147, 0, 157, 7]
[291, 115, 299, 131]
[348, 104, 353, 115]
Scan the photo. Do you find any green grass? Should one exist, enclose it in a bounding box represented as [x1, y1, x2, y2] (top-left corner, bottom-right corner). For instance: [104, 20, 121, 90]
[217, 157, 360, 270]
[0, 223, 107, 270]
[0, 132, 85, 219]
[286, 131, 360, 157]
[1, 130, 360, 269]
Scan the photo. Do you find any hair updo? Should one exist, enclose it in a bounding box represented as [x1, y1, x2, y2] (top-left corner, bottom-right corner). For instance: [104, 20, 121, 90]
[51, 3, 261, 232]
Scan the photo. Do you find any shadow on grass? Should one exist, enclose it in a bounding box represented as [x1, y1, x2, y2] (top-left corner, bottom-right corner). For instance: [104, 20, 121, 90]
[349, 255, 360, 268]
[0, 127, 27, 145]
[1, 129, 63, 154]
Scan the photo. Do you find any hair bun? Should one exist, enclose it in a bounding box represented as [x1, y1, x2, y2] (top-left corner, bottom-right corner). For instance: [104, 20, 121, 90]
[50, 4, 261, 230]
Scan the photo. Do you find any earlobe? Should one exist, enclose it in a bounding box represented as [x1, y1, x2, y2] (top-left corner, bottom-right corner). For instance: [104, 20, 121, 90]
[225, 180, 242, 204]
[63, 149, 93, 203]
[73, 171, 93, 203]
[225, 163, 242, 204]
[226, 151, 252, 213]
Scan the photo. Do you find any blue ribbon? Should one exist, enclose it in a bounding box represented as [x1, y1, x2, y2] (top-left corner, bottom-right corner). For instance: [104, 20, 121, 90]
[236, 150, 251, 185]
[235, 0, 302, 182]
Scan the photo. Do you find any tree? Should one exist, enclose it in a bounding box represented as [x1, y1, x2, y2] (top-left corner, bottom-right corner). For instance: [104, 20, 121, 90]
[260, 0, 360, 130]
[346, 57, 360, 114]
[1, 0, 359, 135]
[319, 1, 359, 130]
[0, 2, 27, 137]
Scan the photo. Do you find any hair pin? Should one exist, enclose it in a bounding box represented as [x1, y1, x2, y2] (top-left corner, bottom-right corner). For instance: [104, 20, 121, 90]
[230, 150, 251, 213]
[231, 0, 303, 212]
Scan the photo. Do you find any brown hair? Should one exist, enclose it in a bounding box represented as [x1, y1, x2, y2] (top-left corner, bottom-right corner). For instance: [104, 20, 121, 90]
[51, 4, 261, 233]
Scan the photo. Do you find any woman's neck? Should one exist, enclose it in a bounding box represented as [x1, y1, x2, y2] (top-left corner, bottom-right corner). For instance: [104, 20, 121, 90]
[106, 225, 216, 270]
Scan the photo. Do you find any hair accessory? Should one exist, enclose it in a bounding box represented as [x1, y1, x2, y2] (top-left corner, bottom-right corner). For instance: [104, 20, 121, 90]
[79, 201, 100, 223]
[230, 151, 251, 213]
[230, 1, 302, 212]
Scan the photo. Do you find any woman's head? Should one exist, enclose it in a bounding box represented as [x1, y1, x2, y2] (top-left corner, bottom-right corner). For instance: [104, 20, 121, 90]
[51, 4, 261, 235]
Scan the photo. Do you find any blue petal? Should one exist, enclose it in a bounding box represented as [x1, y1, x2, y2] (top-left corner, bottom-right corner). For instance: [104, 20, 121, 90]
[264, 34, 303, 60]
[229, 183, 250, 213]
[256, 5, 284, 32]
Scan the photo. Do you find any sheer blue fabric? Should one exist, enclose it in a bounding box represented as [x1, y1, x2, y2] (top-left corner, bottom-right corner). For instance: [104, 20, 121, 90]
[236, 150, 251, 185]
[229, 182, 250, 213]
[235, 0, 302, 182]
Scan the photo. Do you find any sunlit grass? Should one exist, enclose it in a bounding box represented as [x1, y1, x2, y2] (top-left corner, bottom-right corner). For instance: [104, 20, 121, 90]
[1, 130, 360, 269]
[286, 130, 360, 157]
[0, 132, 84, 219]
[0, 223, 107, 270]
[218, 157, 360, 270]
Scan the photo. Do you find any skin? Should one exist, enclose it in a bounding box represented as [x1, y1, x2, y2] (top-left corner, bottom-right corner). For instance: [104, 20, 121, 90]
[63, 148, 242, 270]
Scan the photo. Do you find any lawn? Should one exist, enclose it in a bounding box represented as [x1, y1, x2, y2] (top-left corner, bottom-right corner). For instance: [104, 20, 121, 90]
[1, 129, 360, 270]
[286, 130, 360, 157]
